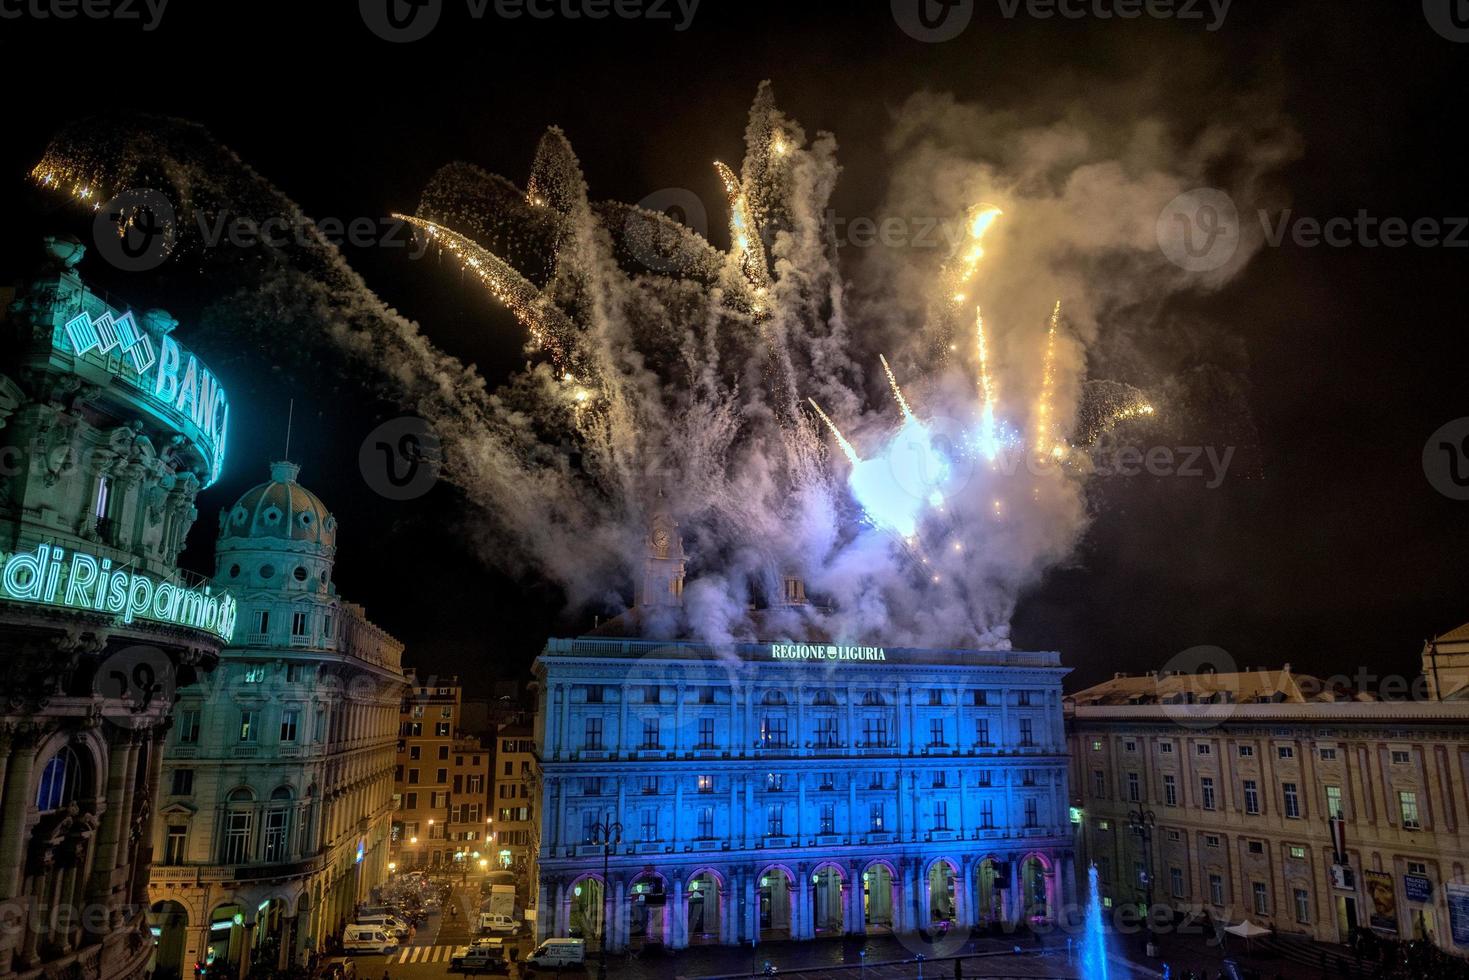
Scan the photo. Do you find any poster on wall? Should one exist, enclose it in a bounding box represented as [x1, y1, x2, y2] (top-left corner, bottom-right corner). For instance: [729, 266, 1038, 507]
[1405, 875, 1433, 904]
[1446, 882, 1469, 947]
[1364, 871, 1398, 933]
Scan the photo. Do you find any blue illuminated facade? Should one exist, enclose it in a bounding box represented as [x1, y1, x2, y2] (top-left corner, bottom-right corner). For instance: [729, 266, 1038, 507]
[533, 636, 1077, 949]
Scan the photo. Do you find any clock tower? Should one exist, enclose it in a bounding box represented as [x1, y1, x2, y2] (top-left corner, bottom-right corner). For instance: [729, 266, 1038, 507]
[637, 496, 686, 608]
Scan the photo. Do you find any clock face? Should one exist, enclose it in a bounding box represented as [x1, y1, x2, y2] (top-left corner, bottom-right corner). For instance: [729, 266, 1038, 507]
[652, 528, 670, 549]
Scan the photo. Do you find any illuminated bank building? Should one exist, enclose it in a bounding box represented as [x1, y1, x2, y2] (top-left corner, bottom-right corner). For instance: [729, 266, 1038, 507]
[146, 462, 406, 978]
[532, 512, 1076, 949]
[0, 239, 232, 980]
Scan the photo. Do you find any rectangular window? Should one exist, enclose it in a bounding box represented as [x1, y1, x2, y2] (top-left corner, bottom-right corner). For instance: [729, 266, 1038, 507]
[1243, 780, 1260, 815]
[1392, 750, 1411, 764]
[870, 802, 884, 831]
[820, 803, 835, 834]
[1252, 882, 1268, 915]
[436, 768, 448, 784]
[1294, 888, 1310, 923]
[1201, 776, 1216, 811]
[928, 717, 945, 747]
[253, 609, 270, 634]
[818, 772, 835, 791]
[1160, 742, 1174, 754]
[584, 717, 603, 750]
[438, 746, 449, 760]
[280, 710, 299, 743]
[640, 808, 657, 841]
[1164, 774, 1178, 807]
[972, 690, 988, 706]
[1209, 874, 1224, 906]
[933, 800, 949, 831]
[1205, 834, 1220, 847]
[1238, 744, 1254, 757]
[239, 710, 257, 743]
[1170, 867, 1185, 899]
[698, 717, 715, 749]
[697, 774, 713, 793]
[1326, 785, 1344, 819]
[766, 803, 784, 836]
[642, 717, 660, 749]
[164, 825, 187, 865]
[435, 722, 450, 737]
[1020, 718, 1035, 746]
[765, 773, 785, 792]
[586, 685, 603, 703]
[1093, 770, 1106, 797]
[698, 807, 714, 839]
[408, 769, 419, 784]
[979, 799, 994, 828]
[1248, 840, 1264, 855]
[291, 611, 307, 637]
[263, 807, 288, 862]
[178, 709, 200, 744]
[1024, 798, 1038, 827]
[817, 717, 838, 748]
[223, 810, 253, 864]
[1277, 745, 1295, 760]
[1016, 691, 1032, 706]
[761, 717, 788, 748]
[1197, 743, 1213, 756]
[581, 811, 597, 843]
[1283, 782, 1301, 819]
[171, 769, 194, 796]
[642, 775, 659, 795]
[1124, 739, 1137, 752]
[1127, 772, 1140, 803]
[1289, 845, 1307, 860]
[1399, 791, 1421, 829]
[862, 716, 888, 748]
[1319, 747, 1337, 761]
[975, 718, 990, 745]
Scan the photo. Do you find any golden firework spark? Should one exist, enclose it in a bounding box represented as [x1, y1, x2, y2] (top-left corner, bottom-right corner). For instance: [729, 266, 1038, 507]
[878, 354, 916, 424]
[808, 398, 860, 466]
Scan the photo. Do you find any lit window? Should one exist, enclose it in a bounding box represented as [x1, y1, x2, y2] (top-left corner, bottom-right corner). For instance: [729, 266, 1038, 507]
[36, 748, 79, 811]
[1399, 791, 1421, 830]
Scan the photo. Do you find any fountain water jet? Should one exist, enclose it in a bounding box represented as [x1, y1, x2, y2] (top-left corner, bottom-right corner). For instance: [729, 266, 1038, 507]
[1081, 863, 1126, 979]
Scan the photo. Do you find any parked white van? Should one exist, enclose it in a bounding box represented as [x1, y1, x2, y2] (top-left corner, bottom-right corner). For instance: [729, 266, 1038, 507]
[524, 938, 584, 971]
[342, 925, 398, 955]
[354, 914, 409, 940]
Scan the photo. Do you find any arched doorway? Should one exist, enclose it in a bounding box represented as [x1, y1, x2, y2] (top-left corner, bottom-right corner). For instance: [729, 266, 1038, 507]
[758, 868, 793, 939]
[811, 865, 844, 935]
[927, 860, 959, 924]
[628, 873, 667, 947]
[569, 877, 604, 944]
[1021, 855, 1051, 923]
[862, 863, 894, 931]
[976, 859, 1002, 924]
[255, 897, 290, 970]
[148, 901, 189, 980]
[206, 904, 245, 971]
[686, 871, 721, 943]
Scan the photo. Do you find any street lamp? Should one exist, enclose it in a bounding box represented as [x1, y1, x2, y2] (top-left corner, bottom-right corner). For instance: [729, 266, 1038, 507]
[589, 812, 622, 980]
[1127, 806, 1158, 956]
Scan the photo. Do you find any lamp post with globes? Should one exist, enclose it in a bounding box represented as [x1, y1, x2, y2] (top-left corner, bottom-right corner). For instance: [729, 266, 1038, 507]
[589, 813, 622, 980]
[1127, 806, 1158, 956]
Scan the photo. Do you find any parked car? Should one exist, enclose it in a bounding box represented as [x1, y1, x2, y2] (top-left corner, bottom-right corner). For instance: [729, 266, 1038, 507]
[450, 944, 510, 974]
[477, 913, 523, 935]
[342, 926, 398, 955]
[524, 938, 585, 971]
[353, 914, 409, 940]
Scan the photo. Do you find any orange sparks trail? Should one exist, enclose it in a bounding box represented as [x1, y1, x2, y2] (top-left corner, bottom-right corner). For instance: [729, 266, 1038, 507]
[1035, 300, 1061, 456]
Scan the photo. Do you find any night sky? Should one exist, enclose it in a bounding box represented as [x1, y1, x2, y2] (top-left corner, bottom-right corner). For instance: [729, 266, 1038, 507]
[2, 1, 1466, 694]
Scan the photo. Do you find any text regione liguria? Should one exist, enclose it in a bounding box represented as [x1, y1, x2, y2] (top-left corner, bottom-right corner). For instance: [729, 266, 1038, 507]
[0, 543, 236, 641]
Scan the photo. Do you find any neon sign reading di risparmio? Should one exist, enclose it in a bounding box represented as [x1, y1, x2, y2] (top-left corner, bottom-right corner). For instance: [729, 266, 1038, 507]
[0, 543, 236, 641]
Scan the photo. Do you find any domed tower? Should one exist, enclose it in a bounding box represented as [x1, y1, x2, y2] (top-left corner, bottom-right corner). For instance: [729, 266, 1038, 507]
[214, 460, 339, 645]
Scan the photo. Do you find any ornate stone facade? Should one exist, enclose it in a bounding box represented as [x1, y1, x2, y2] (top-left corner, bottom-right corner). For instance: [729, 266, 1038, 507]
[0, 240, 225, 980]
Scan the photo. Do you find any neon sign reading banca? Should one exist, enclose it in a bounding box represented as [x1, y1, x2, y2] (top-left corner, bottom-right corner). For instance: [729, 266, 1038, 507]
[61, 309, 229, 485]
[0, 543, 237, 641]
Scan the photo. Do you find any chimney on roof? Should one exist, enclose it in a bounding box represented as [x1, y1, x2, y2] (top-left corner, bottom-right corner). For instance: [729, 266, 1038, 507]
[1283, 662, 1292, 673]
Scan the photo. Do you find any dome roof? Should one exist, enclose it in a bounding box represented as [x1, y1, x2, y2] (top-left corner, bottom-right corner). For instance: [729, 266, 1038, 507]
[218, 461, 337, 550]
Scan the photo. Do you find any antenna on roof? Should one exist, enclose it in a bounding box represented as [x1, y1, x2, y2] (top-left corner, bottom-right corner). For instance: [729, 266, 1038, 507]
[284, 398, 294, 460]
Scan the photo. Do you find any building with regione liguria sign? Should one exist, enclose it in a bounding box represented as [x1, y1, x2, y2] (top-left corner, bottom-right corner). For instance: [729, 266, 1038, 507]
[0, 238, 232, 980]
[147, 461, 406, 979]
[532, 502, 1075, 950]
